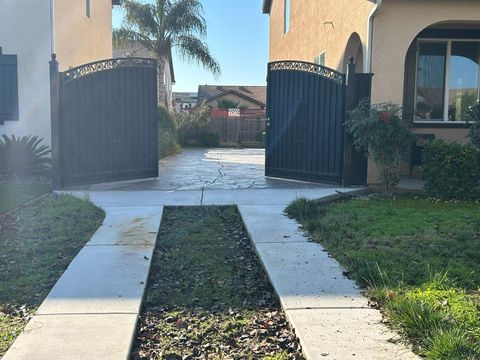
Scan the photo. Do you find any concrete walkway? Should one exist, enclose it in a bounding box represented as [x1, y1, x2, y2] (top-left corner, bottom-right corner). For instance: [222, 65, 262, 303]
[3, 206, 163, 360]
[3, 149, 417, 359]
[239, 205, 418, 359]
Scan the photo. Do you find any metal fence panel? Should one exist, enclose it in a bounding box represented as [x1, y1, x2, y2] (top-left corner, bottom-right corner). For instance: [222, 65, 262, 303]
[265, 61, 346, 184]
[54, 58, 158, 187]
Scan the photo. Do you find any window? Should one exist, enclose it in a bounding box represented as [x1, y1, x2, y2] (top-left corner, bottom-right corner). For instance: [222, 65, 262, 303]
[415, 39, 480, 122]
[86, 0, 91, 18]
[314, 51, 326, 66]
[284, 0, 290, 34]
[0, 51, 19, 124]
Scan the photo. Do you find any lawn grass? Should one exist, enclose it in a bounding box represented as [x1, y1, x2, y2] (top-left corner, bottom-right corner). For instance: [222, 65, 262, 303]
[0, 182, 51, 214]
[286, 196, 480, 359]
[132, 206, 303, 360]
[0, 194, 104, 356]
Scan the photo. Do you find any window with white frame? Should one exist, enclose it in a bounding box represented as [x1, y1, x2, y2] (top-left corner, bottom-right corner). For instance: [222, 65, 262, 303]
[284, 0, 290, 34]
[314, 51, 326, 66]
[415, 39, 480, 122]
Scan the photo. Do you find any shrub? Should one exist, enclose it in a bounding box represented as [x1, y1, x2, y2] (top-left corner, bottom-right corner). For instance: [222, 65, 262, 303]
[157, 106, 180, 158]
[423, 140, 479, 200]
[0, 135, 51, 180]
[198, 132, 219, 147]
[465, 102, 480, 150]
[347, 100, 414, 193]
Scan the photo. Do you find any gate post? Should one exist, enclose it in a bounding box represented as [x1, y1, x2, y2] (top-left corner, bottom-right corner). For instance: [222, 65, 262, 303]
[343, 57, 357, 186]
[49, 54, 62, 189]
[343, 57, 373, 186]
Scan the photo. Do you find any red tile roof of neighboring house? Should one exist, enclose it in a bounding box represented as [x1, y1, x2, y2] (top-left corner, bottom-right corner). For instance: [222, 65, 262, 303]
[197, 85, 267, 107]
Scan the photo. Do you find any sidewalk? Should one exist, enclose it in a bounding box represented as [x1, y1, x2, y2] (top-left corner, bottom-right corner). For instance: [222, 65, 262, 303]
[3, 206, 163, 360]
[3, 187, 417, 359]
[239, 204, 418, 360]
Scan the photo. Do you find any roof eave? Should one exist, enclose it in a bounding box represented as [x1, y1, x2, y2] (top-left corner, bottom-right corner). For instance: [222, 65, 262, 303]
[262, 0, 272, 14]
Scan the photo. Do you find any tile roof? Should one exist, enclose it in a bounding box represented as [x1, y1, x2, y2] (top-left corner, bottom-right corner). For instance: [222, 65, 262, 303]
[197, 85, 267, 107]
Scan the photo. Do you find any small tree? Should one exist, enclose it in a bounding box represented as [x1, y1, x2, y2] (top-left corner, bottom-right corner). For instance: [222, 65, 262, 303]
[347, 100, 414, 193]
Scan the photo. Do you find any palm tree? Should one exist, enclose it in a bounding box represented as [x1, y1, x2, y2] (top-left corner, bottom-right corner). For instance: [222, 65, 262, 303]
[114, 0, 221, 107]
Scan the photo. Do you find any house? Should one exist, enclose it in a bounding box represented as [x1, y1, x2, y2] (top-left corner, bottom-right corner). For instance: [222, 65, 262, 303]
[0, 0, 120, 147]
[263, 0, 480, 185]
[173, 92, 198, 113]
[113, 41, 175, 110]
[197, 85, 266, 109]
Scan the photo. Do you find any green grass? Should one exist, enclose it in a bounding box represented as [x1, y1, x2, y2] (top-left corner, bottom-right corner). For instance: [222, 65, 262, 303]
[0, 182, 51, 214]
[132, 206, 303, 360]
[0, 194, 104, 356]
[286, 196, 480, 359]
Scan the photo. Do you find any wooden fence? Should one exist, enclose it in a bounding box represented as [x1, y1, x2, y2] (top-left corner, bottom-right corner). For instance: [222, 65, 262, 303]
[179, 108, 267, 147]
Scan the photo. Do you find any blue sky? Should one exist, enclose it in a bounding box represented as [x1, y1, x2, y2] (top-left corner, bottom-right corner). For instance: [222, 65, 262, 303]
[113, 1, 269, 92]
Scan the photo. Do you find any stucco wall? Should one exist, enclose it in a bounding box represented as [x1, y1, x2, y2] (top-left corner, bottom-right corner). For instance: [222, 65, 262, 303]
[0, 1, 52, 145]
[268, 0, 374, 71]
[367, 0, 480, 184]
[55, 0, 113, 71]
[0, 1, 113, 147]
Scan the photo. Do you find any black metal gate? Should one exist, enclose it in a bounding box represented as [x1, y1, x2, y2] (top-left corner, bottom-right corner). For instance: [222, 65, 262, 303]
[265, 61, 346, 184]
[265, 59, 371, 185]
[50, 56, 158, 188]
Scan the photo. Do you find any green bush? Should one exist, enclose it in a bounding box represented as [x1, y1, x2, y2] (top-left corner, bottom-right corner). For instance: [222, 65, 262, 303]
[465, 102, 480, 150]
[157, 106, 180, 158]
[423, 140, 479, 200]
[198, 132, 220, 147]
[0, 135, 51, 180]
[347, 100, 414, 193]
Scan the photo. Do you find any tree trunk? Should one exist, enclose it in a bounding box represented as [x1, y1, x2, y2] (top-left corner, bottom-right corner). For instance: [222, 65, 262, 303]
[157, 56, 167, 109]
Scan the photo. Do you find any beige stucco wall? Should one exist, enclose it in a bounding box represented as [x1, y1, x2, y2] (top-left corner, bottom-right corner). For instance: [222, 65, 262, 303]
[0, 1, 113, 147]
[207, 93, 263, 109]
[268, 0, 374, 71]
[0, 1, 52, 145]
[367, 0, 480, 184]
[55, 0, 113, 71]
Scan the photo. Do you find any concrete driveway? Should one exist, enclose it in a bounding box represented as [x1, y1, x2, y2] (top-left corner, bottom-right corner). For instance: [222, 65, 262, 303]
[75, 148, 334, 191]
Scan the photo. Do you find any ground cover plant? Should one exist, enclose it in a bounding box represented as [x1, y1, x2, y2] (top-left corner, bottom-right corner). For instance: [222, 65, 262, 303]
[0, 194, 105, 356]
[0, 182, 51, 214]
[132, 206, 303, 360]
[286, 196, 480, 359]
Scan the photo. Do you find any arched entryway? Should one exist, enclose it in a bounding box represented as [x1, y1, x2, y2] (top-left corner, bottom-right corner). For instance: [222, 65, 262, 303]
[342, 33, 364, 73]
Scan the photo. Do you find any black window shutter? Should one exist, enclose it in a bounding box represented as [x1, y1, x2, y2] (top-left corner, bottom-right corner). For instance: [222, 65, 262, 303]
[0, 53, 19, 124]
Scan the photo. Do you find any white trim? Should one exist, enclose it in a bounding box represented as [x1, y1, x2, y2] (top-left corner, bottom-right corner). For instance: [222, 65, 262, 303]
[50, 0, 55, 54]
[366, 0, 383, 73]
[414, 37, 480, 123]
[443, 40, 452, 121]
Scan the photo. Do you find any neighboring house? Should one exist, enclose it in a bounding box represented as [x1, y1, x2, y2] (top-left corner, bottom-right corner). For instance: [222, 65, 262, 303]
[263, 0, 480, 185]
[0, 0, 120, 147]
[197, 85, 266, 109]
[173, 92, 198, 113]
[113, 41, 175, 110]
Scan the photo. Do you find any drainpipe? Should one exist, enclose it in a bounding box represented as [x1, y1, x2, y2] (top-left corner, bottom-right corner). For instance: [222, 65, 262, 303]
[50, 0, 56, 54]
[365, 0, 382, 73]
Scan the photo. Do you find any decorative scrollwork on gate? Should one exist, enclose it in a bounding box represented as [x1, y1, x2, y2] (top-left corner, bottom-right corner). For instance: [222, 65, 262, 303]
[63, 57, 157, 81]
[269, 61, 344, 84]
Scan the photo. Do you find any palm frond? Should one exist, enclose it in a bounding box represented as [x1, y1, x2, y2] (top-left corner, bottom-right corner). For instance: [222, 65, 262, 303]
[165, 0, 207, 38]
[174, 35, 221, 76]
[122, 0, 159, 38]
[0, 135, 51, 179]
